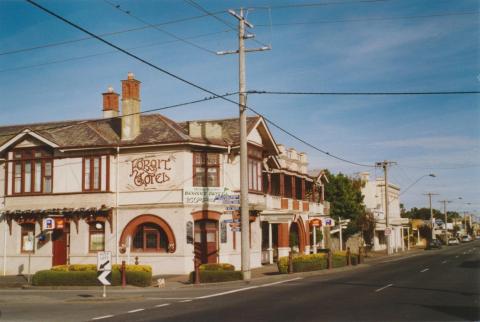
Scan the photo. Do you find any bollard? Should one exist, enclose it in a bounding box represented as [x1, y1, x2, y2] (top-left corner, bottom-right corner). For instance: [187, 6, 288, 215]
[194, 251, 200, 284]
[346, 247, 351, 266]
[288, 251, 293, 274]
[327, 249, 332, 269]
[121, 260, 126, 288]
[358, 246, 363, 264]
[135, 256, 139, 265]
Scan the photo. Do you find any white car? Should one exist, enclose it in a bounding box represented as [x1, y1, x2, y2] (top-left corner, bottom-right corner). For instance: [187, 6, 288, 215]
[460, 235, 472, 243]
[447, 238, 459, 245]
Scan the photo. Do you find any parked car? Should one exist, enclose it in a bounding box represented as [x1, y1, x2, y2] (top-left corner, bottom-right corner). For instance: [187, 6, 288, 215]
[460, 235, 472, 243]
[447, 238, 459, 245]
[426, 239, 443, 250]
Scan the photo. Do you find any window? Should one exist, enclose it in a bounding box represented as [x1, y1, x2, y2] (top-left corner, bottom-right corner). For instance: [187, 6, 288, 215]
[132, 223, 168, 252]
[83, 157, 101, 191]
[89, 222, 105, 252]
[193, 152, 219, 187]
[21, 224, 35, 253]
[12, 149, 52, 195]
[248, 147, 263, 192]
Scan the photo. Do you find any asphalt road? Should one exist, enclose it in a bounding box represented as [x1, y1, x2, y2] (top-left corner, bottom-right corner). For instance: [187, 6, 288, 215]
[0, 241, 478, 322]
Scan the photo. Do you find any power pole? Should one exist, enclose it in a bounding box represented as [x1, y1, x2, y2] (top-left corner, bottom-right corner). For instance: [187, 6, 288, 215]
[375, 161, 396, 255]
[423, 193, 439, 240]
[438, 199, 452, 243]
[218, 8, 270, 281]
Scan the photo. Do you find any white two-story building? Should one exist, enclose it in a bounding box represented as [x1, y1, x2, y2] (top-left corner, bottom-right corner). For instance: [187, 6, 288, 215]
[360, 172, 408, 252]
[0, 73, 328, 275]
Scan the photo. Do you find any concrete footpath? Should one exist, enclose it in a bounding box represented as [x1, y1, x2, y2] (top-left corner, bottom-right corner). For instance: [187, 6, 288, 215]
[0, 247, 424, 292]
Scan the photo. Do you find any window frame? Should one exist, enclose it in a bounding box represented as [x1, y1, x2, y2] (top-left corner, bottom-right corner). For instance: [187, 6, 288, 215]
[83, 156, 102, 192]
[11, 149, 53, 195]
[88, 222, 105, 252]
[131, 223, 168, 253]
[192, 152, 220, 187]
[247, 146, 263, 193]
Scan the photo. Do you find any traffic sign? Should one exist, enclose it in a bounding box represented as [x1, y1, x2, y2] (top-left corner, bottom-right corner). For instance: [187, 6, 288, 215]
[42, 218, 55, 230]
[97, 251, 112, 271]
[97, 270, 112, 286]
[231, 227, 241, 232]
[225, 206, 240, 211]
[385, 228, 392, 236]
[224, 219, 240, 223]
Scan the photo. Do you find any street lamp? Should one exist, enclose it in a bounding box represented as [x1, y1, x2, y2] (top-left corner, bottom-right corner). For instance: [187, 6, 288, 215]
[400, 174, 436, 196]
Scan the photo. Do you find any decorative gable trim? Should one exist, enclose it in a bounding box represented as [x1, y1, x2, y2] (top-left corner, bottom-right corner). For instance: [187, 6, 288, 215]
[0, 129, 59, 154]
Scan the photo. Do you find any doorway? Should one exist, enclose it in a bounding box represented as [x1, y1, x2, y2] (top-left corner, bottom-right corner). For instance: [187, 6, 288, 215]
[194, 220, 218, 264]
[52, 223, 69, 266]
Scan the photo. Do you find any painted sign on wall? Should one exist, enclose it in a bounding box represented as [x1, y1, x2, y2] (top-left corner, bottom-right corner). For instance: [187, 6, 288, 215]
[183, 187, 237, 204]
[123, 153, 176, 191]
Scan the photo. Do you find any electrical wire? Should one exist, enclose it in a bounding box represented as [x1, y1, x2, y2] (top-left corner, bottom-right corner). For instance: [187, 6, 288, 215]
[0, 92, 239, 139]
[247, 0, 391, 10]
[256, 11, 479, 27]
[103, 0, 216, 55]
[184, 0, 271, 48]
[25, 0, 376, 169]
[0, 12, 221, 57]
[249, 90, 480, 95]
[0, 29, 231, 74]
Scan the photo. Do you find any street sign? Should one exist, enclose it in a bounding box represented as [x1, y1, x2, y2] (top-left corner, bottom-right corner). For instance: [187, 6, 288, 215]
[97, 270, 112, 286]
[231, 227, 241, 232]
[223, 219, 240, 223]
[385, 228, 392, 236]
[225, 206, 240, 211]
[42, 218, 55, 230]
[97, 251, 112, 271]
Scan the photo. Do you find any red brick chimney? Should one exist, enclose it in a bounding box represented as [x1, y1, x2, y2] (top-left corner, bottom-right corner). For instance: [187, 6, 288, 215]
[121, 72, 141, 140]
[102, 86, 119, 118]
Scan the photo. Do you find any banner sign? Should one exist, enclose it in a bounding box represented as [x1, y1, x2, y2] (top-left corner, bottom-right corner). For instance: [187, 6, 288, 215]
[183, 187, 239, 205]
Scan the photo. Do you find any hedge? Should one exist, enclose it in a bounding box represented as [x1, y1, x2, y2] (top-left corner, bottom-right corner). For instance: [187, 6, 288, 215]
[33, 268, 152, 287]
[277, 251, 359, 274]
[189, 270, 243, 283]
[51, 264, 151, 273]
[199, 263, 234, 271]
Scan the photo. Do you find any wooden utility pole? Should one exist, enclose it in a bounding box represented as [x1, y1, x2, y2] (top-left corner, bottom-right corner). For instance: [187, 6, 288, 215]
[439, 199, 452, 243]
[376, 161, 396, 255]
[218, 8, 270, 281]
[424, 193, 439, 240]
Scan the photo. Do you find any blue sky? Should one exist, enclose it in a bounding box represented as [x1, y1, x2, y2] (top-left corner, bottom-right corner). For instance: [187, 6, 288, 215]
[0, 0, 479, 215]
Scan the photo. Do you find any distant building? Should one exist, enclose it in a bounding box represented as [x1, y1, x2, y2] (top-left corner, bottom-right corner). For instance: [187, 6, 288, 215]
[359, 172, 409, 252]
[0, 73, 329, 275]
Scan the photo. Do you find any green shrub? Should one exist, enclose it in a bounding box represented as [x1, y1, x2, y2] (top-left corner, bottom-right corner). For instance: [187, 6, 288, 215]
[32, 268, 151, 287]
[50, 264, 151, 273]
[189, 270, 243, 283]
[332, 253, 347, 268]
[277, 253, 327, 273]
[199, 263, 235, 271]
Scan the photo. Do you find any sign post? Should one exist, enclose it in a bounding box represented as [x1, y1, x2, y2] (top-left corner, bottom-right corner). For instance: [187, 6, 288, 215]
[97, 251, 112, 298]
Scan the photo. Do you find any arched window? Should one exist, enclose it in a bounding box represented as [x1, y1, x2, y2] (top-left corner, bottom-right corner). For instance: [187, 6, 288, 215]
[132, 223, 168, 252]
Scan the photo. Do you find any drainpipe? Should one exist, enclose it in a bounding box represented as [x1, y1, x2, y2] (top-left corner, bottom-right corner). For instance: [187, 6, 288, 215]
[115, 146, 120, 264]
[3, 214, 6, 276]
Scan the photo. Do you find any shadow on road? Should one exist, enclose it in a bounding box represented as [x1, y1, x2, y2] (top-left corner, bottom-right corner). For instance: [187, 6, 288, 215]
[417, 304, 480, 321]
[460, 260, 480, 269]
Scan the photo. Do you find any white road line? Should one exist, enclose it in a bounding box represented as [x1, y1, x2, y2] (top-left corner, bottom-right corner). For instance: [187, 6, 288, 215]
[375, 284, 393, 292]
[92, 315, 114, 320]
[127, 309, 144, 313]
[179, 299, 192, 303]
[196, 277, 302, 300]
[455, 255, 459, 258]
[420, 268, 429, 273]
[155, 303, 170, 308]
[442, 260, 447, 264]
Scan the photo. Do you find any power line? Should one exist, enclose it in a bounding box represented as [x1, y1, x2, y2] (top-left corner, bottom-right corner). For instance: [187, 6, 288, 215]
[25, 0, 375, 169]
[0, 11, 222, 57]
[103, 0, 216, 55]
[0, 30, 231, 74]
[249, 90, 480, 95]
[184, 0, 271, 48]
[400, 164, 480, 170]
[0, 92, 239, 139]
[247, 0, 391, 10]
[256, 11, 479, 27]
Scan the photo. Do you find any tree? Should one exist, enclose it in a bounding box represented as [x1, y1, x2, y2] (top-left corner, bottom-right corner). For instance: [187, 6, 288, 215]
[418, 224, 432, 241]
[402, 207, 442, 220]
[356, 211, 375, 246]
[324, 170, 366, 239]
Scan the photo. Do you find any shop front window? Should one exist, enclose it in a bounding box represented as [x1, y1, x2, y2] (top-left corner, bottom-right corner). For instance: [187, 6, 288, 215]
[89, 222, 105, 252]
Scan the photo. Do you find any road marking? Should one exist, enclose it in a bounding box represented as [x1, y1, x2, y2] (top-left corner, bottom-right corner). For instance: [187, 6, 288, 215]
[375, 284, 393, 292]
[179, 299, 192, 303]
[420, 268, 429, 273]
[155, 303, 170, 308]
[92, 315, 114, 320]
[127, 309, 144, 313]
[196, 277, 302, 300]
[442, 260, 447, 264]
[455, 255, 459, 258]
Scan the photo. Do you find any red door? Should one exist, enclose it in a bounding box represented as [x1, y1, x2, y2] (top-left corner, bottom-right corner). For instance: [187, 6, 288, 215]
[194, 220, 218, 264]
[52, 228, 68, 266]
